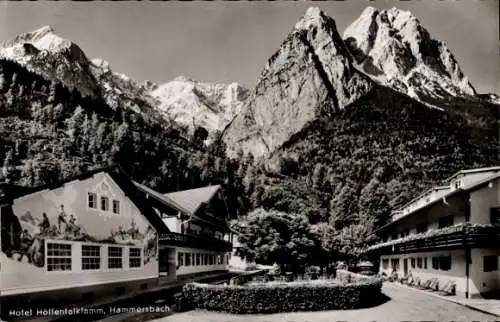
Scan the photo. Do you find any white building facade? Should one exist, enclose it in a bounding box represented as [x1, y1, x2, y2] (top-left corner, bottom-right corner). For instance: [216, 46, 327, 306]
[134, 183, 233, 281]
[367, 167, 500, 299]
[0, 167, 168, 306]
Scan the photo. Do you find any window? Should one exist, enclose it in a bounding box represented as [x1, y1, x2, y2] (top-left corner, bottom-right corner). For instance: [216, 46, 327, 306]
[82, 245, 100, 270]
[196, 253, 201, 266]
[88, 193, 97, 208]
[202, 254, 207, 265]
[112, 200, 120, 215]
[417, 257, 423, 269]
[391, 258, 400, 270]
[382, 259, 389, 269]
[490, 208, 500, 225]
[453, 180, 462, 189]
[438, 215, 454, 229]
[424, 257, 428, 269]
[439, 256, 452, 271]
[484, 255, 498, 272]
[217, 255, 222, 265]
[417, 222, 428, 233]
[178, 252, 184, 266]
[108, 246, 123, 269]
[101, 196, 109, 211]
[185, 253, 191, 266]
[410, 258, 416, 268]
[47, 242, 72, 271]
[129, 248, 141, 268]
[432, 257, 439, 270]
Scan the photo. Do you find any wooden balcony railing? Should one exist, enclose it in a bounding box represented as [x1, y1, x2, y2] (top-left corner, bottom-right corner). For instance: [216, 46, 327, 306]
[365, 224, 500, 255]
[158, 232, 233, 252]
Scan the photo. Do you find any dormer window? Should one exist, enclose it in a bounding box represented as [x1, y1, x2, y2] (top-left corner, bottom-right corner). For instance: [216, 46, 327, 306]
[453, 180, 462, 189]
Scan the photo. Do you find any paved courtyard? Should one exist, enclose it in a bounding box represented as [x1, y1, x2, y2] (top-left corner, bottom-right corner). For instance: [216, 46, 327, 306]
[153, 283, 500, 322]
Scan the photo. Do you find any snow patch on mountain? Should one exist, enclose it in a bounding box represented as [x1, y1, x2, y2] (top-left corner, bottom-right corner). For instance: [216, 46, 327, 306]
[343, 7, 476, 101]
[0, 26, 99, 98]
[152, 77, 249, 134]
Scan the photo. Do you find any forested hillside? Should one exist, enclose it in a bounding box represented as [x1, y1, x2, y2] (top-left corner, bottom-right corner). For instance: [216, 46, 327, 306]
[0, 59, 247, 217]
[237, 86, 499, 231]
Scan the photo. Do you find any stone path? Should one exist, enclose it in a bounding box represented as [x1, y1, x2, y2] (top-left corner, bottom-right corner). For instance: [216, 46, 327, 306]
[386, 281, 500, 317]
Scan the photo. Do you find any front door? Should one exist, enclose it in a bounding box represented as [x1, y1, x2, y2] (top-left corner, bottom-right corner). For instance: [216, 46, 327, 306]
[403, 258, 408, 276]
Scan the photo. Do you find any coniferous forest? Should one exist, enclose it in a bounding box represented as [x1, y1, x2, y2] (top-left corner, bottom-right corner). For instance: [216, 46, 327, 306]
[0, 53, 498, 269]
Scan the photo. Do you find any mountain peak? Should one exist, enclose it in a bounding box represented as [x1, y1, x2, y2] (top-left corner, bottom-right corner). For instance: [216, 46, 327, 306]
[32, 25, 56, 37]
[344, 6, 476, 101]
[1, 25, 73, 54]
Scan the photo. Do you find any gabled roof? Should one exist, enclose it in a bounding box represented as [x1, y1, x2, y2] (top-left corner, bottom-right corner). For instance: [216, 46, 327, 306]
[371, 172, 500, 235]
[396, 185, 450, 212]
[164, 185, 221, 215]
[133, 182, 222, 217]
[133, 181, 191, 215]
[0, 165, 170, 234]
[444, 166, 500, 182]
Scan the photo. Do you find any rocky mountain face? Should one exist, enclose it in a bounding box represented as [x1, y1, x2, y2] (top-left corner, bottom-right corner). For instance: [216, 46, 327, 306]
[222, 6, 498, 160]
[0, 26, 100, 98]
[218, 6, 497, 226]
[343, 7, 476, 102]
[151, 76, 249, 135]
[222, 7, 372, 158]
[0, 26, 247, 135]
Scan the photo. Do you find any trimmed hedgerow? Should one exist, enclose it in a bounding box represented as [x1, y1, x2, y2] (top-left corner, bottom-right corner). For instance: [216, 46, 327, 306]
[182, 277, 383, 314]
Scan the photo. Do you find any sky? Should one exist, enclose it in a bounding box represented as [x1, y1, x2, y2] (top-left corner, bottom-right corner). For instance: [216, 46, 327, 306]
[0, 1, 498, 94]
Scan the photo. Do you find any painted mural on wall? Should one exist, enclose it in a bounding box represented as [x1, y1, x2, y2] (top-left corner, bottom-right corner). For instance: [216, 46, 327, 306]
[1, 173, 158, 269]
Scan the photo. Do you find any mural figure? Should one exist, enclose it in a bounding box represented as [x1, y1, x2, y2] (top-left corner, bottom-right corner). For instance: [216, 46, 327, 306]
[2, 190, 158, 270]
[143, 225, 157, 265]
[57, 204, 68, 234]
[40, 213, 50, 234]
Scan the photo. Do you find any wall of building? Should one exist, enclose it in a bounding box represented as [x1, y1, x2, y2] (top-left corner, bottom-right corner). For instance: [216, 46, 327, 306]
[469, 179, 500, 224]
[379, 250, 468, 297]
[228, 247, 255, 270]
[385, 195, 468, 241]
[0, 173, 158, 296]
[469, 248, 500, 296]
[174, 246, 228, 276]
[380, 248, 500, 298]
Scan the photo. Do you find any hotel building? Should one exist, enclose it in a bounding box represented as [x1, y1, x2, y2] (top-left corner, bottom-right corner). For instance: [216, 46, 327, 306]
[366, 166, 500, 298]
[134, 182, 233, 281]
[0, 166, 167, 306]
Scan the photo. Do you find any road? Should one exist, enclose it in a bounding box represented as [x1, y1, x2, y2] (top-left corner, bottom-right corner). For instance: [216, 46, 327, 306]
[153, 283, 499, 322]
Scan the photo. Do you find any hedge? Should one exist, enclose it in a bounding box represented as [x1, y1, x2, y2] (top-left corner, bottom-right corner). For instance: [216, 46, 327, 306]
[181, 277, 383, 314]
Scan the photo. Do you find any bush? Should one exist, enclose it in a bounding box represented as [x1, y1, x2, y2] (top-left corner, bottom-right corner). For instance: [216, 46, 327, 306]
[182, 277, 383, 314]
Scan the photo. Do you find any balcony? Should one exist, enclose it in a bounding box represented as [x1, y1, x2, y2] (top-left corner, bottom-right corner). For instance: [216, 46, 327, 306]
[365, 223, 500, 255]
[159, 232, 233, 252]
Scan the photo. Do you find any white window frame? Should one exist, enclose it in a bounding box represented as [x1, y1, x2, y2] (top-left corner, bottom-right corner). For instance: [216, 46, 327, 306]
[81, 244, 101, 271]
[129, 247, 142, 269]
[112, 200, 120, 215]
[46, 241, 73, 272]
[88, 192, 97, 209]
[178, 252, 184, 267]
[108, 246, 123, 269]
[101, 196, 110, 212]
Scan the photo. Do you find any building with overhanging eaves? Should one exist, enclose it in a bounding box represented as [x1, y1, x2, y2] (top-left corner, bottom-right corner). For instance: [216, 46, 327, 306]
[133, 182, 234, 281]
[365, 166, 500, 299]
[0, 166, 169, 309]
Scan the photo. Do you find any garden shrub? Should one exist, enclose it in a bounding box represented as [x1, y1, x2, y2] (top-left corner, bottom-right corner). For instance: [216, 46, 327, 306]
[182, 277, 383, 314]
